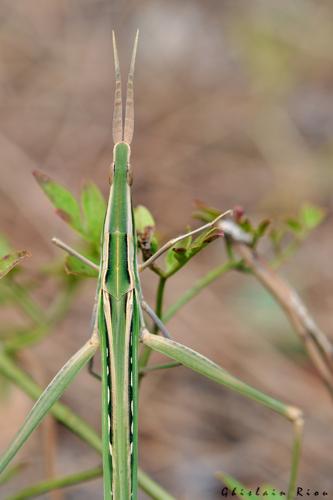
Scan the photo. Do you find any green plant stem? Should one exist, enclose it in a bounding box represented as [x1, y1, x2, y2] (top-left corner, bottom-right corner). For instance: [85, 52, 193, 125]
[1, 280, 47, 325]
[271, 239, 301, 269]
[0, 350, 175, 499]
[163, 261, 235, 323]
[139, 276, 166, 373]
[139, 262, 238, 374]
[6, 466, 103, 500]
[0, 349, 102, 454]
[138, 469, 175, 500]
[0, 463, 27, 486]
[153, 276, 166, 334]
[47, 277, 78, 324]
[5, 466, 174, 500]
[5, 279, 78, 353]
[287, 418, 304, 500]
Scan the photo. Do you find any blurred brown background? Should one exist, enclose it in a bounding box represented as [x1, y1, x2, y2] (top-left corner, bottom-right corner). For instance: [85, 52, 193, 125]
[1, 1, 333, 498]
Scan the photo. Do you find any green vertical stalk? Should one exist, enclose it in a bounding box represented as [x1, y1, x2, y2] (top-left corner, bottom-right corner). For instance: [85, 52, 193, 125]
[162, 261, 234, 323]
[287, 418, 304, 500]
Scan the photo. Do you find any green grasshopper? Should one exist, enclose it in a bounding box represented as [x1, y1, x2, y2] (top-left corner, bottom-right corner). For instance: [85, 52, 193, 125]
[0, 32, 304, 500]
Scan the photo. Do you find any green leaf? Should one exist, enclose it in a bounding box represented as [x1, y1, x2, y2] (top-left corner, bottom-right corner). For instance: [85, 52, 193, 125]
[170, 247, 188, 265]
[0, 235, 12, 258]
[286, 218, 303, 234]
[33, 170, 83, 234]
[190, 227, 219, 249]
[165, 231, 192, 273]
[239, 218, 254, 234]
[134, 205, 155, 233]
[81, 182, 106, 246]
[165, 247, 179, 273]
[193, 201, 220, 223]
[149, 238, 158, 256]
[164, 227, 221, 276]
[252, 219, 271, 247]
[256, 219, 270, 238]
[65, 255, 99, 278]
[135, 205, 158, 257]
[299, 203, 325, 231]
[0, 250, 30, 279]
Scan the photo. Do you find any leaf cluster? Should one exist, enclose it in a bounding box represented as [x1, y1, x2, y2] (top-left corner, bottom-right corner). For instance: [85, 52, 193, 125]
[193, 201, 325, 266]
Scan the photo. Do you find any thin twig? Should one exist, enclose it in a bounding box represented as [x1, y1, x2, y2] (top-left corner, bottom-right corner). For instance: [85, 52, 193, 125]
[219, 220, 333, 397]
[140, 209, 232, 271]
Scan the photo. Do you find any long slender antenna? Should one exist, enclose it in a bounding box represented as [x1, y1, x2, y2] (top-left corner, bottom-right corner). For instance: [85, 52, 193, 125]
[112, 31, 123, 143]
[123, 30, 139, 145]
